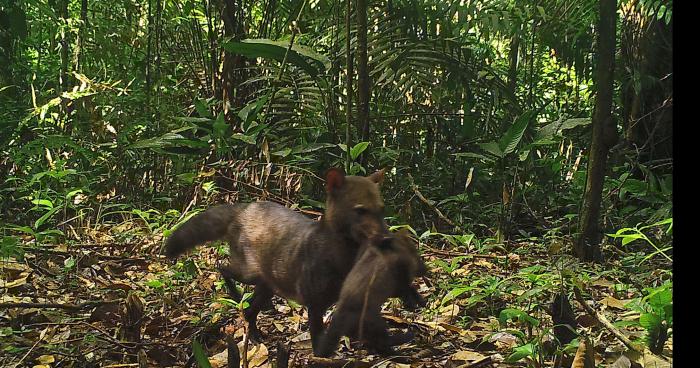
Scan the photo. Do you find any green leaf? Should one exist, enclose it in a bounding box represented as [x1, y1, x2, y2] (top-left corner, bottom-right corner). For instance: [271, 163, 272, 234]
[128, 127, 198, 150]
[292, 143, 337, 154]
[537, 6, 547, 18]
[506, 343, 535, 362]
[222, 38, 328, 77]
[639, 313, 662, 331]
[232, 133, 256, 145]
[192, 340, 213, 368]
[35, 207, 60, 229]
[499, 308, 540, 327]
[64, 257, 76, 270]
[442, 286, 473, 305]
[271, 148, 292, 157]
[350, 141, 370, 160]
[147, 280, 165, 289]
[211, 113, 227, 138]
[478, 141, 504, 158]
[498, 112, 532, 155]
[31, 199, 54, 209]
[65, 189, 83, 201]
[453, 152, 495, 162]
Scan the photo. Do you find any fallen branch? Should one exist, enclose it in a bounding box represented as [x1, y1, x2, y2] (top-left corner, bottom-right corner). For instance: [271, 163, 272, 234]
[573, 287, 642, 353]
[308, 356, 371, 368]
[0, 300, 115, 311]
[407, 173, 461, 229]
[422, 245, 506, 259]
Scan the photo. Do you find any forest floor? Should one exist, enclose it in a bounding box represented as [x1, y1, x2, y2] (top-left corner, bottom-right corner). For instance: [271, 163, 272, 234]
[1, 220, 672, 367]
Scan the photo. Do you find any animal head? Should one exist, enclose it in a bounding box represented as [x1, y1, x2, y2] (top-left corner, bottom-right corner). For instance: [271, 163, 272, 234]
[324, 168, 389, 245]
[377, 229, 427, 279]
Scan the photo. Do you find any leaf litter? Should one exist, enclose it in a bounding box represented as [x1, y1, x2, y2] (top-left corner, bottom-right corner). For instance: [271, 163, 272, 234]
[0, 227, 672, 367]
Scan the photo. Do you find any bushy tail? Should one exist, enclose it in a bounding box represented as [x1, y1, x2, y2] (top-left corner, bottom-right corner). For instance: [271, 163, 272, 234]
[165, 204, 238, 258]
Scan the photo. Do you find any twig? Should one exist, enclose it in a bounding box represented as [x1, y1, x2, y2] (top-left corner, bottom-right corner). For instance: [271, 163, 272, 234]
[459, 354, 495, 368]
[22, 246, 147, 262]
[573, 287, 642, 353]
[422, 245, 506, 259]
[308, 356, 371, 367]
[12, 337, 40, 368]
[0, 300, 115, 310]
[407, 173, 461, 229]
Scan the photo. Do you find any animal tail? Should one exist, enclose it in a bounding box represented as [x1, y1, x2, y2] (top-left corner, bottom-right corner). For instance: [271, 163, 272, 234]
[164, 204, 237, 258]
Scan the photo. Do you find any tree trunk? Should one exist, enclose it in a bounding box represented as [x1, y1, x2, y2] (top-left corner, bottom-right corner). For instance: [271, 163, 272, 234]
[345, 0, 354, 173]
[220, 0, 246, 125]
[575, 0, 618, 262]
[356, 0, 370, 168]
[73, 0, 88, 72]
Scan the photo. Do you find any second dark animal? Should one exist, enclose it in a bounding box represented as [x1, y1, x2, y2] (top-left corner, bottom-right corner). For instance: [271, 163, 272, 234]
[315, 229, 427, 357]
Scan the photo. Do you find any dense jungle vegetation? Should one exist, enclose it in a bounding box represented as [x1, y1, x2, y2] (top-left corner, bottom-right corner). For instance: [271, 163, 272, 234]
[1, 0, 672, 367]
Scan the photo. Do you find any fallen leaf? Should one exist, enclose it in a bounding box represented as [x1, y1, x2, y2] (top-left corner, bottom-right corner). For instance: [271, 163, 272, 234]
[601, 296, 628, 310]
[48, 328, 71, 344]
[36, 355, 55, 364]
[489, 332, 518, 348]
[1, 271, 30, 289]
[608, 355, 631, 368]
[236, 341, 269, 368]
[571, 337, 595, 368]
[592, 278, 616, 288]
[451, 350, 486, 362]
[438, 304, 460, 320]
[460, 330, 479, 343]
[474, 259, 494, 268]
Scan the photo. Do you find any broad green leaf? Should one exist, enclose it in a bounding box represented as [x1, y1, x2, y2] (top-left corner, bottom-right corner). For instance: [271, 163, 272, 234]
[212, 113, 228, 138]
[442, 286, 473, 305]
[192, 340, 213, 368]
[35, 207, 60, 229]
[499, 112, 531, 155]
[639, 313, 662, 331]
[350, 142, 370, 160]
[506, 343, 535, 362]
[31, 199, 54, 209]
[478, 141, 504, 158]
[222, 39, 328, 77]
[499, 308, 540, 327]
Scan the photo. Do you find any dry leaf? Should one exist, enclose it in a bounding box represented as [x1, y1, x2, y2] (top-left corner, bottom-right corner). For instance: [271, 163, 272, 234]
[1, 271, 30, 289]
[608, 355, 631, 368]
[451, 350, 486, 362]
[36, 355, 55, 364]
[437, 304, 460, 323]
[571, 338, 595, 368]
[601, 296, 628, 310]
[235, 341, 269, 368]
[474, 259, 494, 268]
[489, 332, 518, 348]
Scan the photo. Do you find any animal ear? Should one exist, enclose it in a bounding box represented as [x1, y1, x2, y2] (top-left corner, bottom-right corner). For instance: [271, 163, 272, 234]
[325, 168, 346, 193]
[367, 168, 387, 185]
